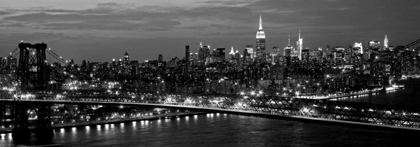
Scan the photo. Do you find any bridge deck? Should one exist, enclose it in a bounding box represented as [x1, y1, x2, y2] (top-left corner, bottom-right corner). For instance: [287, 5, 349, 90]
[1, 99, 419, 131]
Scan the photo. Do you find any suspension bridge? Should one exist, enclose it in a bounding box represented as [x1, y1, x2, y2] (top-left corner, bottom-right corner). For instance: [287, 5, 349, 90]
[0, 39, 419, 142]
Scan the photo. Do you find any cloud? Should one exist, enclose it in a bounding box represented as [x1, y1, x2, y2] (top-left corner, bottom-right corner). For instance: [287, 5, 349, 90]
[1, 1, 260, 32]
[0, 20, 25, 27]
[198, 0, 260, 7]
[255, 9, 296, 14]
[336, 8, 349, 11]
[0, 11, 10, 15]
[326, 0, 337, 2]
[209, 31, 252, 37]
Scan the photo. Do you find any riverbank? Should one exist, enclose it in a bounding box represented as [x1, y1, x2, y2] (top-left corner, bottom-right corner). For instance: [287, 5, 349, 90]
[293, 85, 404, 100]
[0, 112, 205, 134]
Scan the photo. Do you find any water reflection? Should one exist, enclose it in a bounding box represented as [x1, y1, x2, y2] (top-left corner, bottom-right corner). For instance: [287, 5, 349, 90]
[85, 126, 90, 134]
[0, 114, 418, 146]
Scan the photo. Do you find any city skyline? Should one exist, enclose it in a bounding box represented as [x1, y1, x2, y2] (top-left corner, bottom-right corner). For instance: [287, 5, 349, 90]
[0, 0, 419, 62]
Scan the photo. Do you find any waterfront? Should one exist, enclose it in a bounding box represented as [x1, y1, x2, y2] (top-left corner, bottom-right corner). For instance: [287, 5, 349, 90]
[1, 113, 418, 147]
[339, 79, 420, 107]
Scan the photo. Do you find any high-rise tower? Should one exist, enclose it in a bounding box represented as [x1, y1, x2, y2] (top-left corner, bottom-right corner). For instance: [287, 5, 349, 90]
[284, 35, 294, 57]
[384, 35, 389, 49]
[229, 46, 235, 55]
[185, 45, 190, 61]
[123, 51, 130, 63]
[256, 15, 266, 59]
[296, 29, 303, 60]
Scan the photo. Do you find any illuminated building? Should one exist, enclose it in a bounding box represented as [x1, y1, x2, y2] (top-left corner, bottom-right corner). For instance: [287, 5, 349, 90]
[302, 48, 310, 61]
[384, 35, 389, 49]
[284, 35, 293, 57]
[256, 15, 266, 59]
[368, 40, 381, 51]
[296, 29, 303, 60]
[229, 46, 235, 55]
[271, 46, 280, 64]
[123, 51, 130, 64]
[198, 42, 211, 64]
[353, 42, 363, 54]
[243, 48, 251, 63]
[215, 48, 226, 61]
[271, 46, 279, 56]
[246, 45, 255, 59]
[229, 46, 235, 60]
[235, 50, 241, 65]
[198, 42, 204, 61]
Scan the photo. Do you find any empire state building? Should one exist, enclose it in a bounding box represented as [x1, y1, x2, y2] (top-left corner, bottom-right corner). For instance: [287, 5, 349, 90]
[256, 15, 266, 57]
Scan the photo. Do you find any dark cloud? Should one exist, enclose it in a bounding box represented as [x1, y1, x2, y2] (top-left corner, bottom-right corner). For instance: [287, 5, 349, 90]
[0, 11, 10, 15]
[41, 19, 181, 31]
[0, 20, 25, 27]
[42, 21, 140, 31]
[209, 31, 252, 37]
[182, 25, 211, 30]
[198, 0, 258, 6]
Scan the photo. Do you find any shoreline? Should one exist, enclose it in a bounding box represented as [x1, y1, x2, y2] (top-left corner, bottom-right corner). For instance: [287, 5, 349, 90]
[0, 112, 206, 134]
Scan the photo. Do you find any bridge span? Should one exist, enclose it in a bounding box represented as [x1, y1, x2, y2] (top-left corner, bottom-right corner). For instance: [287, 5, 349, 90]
[1, 95, 419, 132]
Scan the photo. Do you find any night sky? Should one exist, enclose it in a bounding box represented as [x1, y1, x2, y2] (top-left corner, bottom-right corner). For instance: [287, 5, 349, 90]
[0, 0, 419, 63]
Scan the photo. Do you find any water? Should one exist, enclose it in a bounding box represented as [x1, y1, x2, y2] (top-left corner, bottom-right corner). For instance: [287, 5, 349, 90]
[340, 79, 420, 107]
[1, 113, 418, 146]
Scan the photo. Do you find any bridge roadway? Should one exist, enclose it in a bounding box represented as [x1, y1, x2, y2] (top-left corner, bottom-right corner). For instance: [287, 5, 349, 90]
[1, 97, 420, 132]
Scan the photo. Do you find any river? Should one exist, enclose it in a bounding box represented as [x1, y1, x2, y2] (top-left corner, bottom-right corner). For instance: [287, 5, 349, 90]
[0, 113, 419, 147]
[339, 79, 420, 107]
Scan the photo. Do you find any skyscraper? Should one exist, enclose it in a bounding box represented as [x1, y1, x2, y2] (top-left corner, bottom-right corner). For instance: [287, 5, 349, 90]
[123, 51, 130, 64]
[246, 45, 255, 59]
[296, 29, 303, 60]
[158, 54, 163, 62]
[229, 46, 235, 58]
[185, 45, 190, 61]
[256, 15, 266, 59]
[215, 48, 226, 61]
[384, 35, 389, 49]
[353, 42, 363, 54]
[284, 35, 294, 57]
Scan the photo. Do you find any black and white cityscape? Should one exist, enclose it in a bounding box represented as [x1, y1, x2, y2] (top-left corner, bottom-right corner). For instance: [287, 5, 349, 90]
[0, 0, 420, 146]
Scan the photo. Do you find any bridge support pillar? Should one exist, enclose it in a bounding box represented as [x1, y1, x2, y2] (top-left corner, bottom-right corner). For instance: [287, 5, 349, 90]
[12, 101, 31, 143]
[35, 103, 54, 140]
[0, 103, 4, 128]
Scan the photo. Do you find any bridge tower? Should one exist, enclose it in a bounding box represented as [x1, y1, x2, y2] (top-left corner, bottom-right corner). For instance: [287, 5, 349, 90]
[13, 42, 53, 143]
[17, 42, 49, 91]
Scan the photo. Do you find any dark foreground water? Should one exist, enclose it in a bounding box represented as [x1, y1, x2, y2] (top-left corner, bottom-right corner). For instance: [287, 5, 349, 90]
[1, 113, 419, 147]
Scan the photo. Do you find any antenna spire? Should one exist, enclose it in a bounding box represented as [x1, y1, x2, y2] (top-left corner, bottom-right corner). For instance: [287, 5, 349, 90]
[299, 28, 301, 39]
[259, 15, 262, 30]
